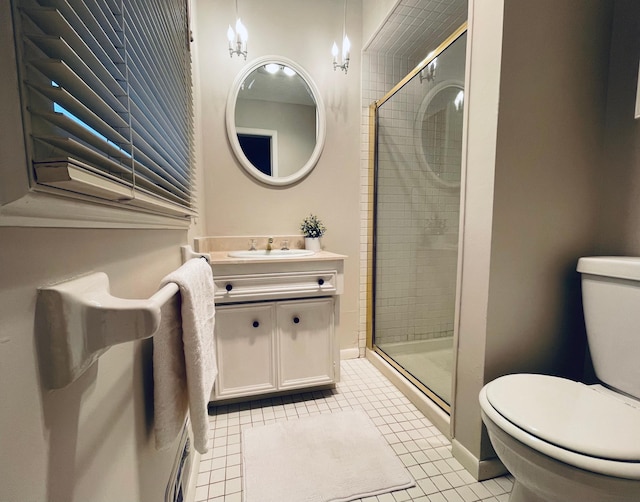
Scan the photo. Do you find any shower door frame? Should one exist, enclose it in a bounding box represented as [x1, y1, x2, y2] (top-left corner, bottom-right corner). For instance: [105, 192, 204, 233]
[366, 23, 468, 416]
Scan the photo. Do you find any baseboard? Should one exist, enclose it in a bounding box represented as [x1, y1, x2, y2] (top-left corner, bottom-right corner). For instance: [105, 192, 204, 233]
[451, 439, 508, 481]
[365, 348, 451, 439]
[340, 347, 360, 360]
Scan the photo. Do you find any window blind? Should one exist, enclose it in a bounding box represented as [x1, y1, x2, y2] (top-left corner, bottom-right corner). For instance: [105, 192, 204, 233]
[13, 0, 195, 217]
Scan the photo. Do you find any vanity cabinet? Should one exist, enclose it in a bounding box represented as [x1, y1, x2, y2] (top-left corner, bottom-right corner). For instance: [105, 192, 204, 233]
[213, 298, 334, 400]
[276, 298, 334, 390]
[205, 250, 345, 403]
[214, 303, 277, 398]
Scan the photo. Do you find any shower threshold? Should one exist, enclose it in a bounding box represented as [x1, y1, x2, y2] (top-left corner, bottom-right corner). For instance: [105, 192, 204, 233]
[366, 347, 451, 438]
[375, 337, 453, 411]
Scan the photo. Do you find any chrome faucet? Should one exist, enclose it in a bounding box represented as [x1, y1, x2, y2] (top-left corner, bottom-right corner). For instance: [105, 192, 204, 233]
[266, 237, 274, 251]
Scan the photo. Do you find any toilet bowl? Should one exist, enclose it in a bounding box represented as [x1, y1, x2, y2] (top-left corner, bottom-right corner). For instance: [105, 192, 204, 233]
[479, 374, 640, 502]
[479, 256, 640, 502]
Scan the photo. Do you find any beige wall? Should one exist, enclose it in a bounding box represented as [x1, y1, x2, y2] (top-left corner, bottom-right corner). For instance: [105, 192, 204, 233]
[0, 228, 188, 502]
[194, 0, 363, 352]
[454, 0, 612, 472]
[599, 0, 640, 255]
[487, 0, 609, 380]
[452, 0, 503, 469]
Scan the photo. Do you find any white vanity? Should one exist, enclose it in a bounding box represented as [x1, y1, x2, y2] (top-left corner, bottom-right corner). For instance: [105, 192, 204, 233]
[195, 238, 345, 403]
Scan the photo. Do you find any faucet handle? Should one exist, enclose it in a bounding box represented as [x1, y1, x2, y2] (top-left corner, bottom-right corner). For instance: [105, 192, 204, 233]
[281, 239, 289, 251]
[248, 239, 257, 251]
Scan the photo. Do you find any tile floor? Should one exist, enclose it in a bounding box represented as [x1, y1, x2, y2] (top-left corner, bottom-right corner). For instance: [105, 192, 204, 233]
[197, 358, 513, 502]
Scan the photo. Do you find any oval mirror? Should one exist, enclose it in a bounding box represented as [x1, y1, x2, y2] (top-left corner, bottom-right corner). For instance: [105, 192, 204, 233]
[226, 56, 326, 186]
[414, 80, 464, 188]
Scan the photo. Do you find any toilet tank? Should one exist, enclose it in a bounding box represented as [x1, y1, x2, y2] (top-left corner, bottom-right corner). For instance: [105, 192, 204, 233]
[577, 257, 640, 400]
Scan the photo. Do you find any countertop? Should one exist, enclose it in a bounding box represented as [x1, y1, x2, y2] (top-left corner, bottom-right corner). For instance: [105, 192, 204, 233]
[207, 250, 347, 266]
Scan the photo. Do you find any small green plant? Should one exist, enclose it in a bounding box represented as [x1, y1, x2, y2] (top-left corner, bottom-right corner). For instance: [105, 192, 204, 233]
[300, 213, 327, 238]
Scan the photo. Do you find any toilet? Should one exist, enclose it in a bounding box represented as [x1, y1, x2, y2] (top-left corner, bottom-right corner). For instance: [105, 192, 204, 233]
[479, 256, 640, 502]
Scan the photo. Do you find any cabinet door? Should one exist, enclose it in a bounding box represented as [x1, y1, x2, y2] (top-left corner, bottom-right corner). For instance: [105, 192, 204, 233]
[213, 303, 276, 399]
[276, 298, 334, 390]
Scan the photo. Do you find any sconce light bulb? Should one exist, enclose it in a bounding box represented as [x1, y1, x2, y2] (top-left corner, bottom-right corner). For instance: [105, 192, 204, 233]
[332, 42, 339, 60]
[227, 25, 235, 43]
[236, 18, 248, 43]
[455, 90, 464, 111]
[342, 35, 351, 60]
[282, 66, 296, 77]
[265, 63, 280, 74]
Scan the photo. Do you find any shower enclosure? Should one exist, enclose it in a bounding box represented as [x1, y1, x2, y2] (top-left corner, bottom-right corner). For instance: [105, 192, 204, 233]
[370, 28, 467, 413]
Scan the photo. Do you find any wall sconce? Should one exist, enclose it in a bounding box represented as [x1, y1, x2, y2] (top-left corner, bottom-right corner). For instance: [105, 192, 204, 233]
[227, 0, 248, 59]
[332, 0, 350, 74]
[419, 55, 437, 83]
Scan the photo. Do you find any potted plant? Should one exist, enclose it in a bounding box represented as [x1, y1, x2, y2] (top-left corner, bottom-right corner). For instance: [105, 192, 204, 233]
[300, 213, 326, 252]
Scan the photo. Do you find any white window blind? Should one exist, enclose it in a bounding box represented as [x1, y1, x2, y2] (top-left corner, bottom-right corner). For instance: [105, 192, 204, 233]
[13, 0, 195, 217]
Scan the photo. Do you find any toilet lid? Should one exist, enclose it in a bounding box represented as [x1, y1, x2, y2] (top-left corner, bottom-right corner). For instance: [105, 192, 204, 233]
[486, 374, 640, 461]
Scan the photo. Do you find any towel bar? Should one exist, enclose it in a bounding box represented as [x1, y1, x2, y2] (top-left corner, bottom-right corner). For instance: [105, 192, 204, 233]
[36, 272, 182, 389]
[36, 245, 210, 389]
[181, 245, 210, 263]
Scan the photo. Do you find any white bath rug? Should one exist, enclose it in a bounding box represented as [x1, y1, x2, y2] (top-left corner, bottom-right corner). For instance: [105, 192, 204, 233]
[241, 410, 415, 502]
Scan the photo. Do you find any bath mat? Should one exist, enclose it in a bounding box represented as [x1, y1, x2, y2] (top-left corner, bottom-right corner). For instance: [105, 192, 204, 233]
[241, 410, 415, 502]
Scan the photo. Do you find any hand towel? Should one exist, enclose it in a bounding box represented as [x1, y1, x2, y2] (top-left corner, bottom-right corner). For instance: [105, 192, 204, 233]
[153, 258, 216, 454]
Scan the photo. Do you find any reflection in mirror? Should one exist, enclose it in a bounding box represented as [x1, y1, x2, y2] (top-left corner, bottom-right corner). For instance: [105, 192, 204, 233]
[237, 127, 277, 176]
[415, 81, 464, 188]
[226, 56, 326, 186]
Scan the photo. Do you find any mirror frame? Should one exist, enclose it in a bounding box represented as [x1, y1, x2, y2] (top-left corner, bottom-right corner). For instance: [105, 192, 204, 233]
[413, 79, 464, 189]
[226, 55, 326, 186]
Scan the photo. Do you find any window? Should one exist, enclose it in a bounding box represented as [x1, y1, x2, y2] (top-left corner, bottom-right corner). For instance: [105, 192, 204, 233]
[11, 0, 194, 220]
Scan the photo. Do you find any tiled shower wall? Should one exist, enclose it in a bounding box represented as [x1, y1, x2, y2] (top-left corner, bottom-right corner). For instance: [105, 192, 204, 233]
[359, 51, 412, 356]
[360, 32, 465, 351]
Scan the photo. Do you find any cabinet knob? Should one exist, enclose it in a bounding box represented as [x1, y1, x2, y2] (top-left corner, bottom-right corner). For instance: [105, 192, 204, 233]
[293, 316, 300, 324]
[252, 320, 259, 328]
[225, 283, 233, 292]
[318, 278, 325, 286]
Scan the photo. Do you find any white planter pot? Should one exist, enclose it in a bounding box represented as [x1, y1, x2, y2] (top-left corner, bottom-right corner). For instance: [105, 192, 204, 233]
[304, 237, 322, 252]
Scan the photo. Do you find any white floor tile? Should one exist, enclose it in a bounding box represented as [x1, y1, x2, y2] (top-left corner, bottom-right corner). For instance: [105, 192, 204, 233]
[202, 358, 512, 502]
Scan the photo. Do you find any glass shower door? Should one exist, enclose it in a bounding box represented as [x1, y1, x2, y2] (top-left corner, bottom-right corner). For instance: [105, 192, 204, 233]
[372, 31, 466, 412]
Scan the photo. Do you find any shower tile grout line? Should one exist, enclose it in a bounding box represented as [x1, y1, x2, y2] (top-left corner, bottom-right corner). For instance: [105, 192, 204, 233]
[197, 358, 513, 502]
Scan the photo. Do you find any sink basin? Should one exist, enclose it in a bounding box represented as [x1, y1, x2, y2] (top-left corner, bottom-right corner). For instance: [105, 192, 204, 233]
[228, 249, 316, 259]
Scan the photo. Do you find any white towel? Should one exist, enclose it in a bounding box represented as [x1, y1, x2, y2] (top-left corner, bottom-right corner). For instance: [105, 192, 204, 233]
[153, 258, 216, 454]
